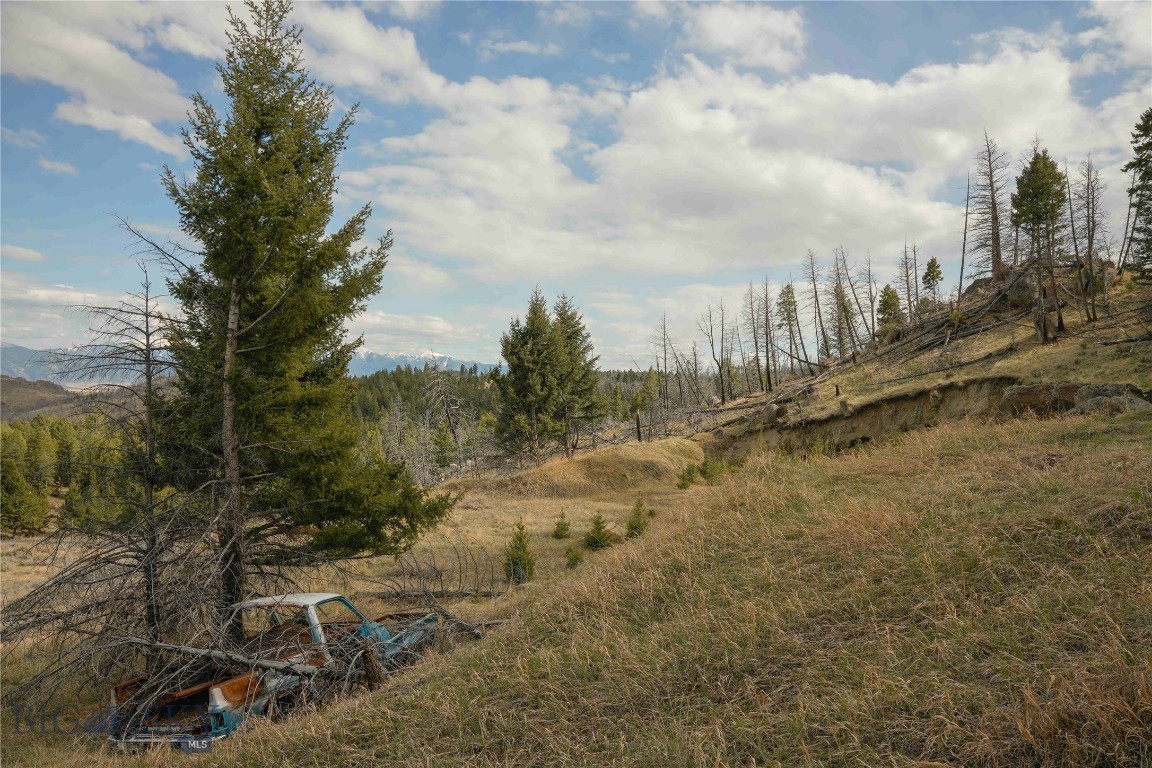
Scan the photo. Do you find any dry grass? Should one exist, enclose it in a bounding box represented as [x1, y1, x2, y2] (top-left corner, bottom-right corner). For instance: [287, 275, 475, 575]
[444, 438, 703, 499]
[9, 412, 1143, 767]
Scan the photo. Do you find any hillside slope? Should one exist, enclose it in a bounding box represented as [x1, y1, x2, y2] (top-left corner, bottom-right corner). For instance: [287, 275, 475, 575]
[195, 413, 1150, 768]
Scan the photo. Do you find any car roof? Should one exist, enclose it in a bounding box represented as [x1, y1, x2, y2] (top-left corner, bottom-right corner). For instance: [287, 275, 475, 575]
[235, 593, 345, 609]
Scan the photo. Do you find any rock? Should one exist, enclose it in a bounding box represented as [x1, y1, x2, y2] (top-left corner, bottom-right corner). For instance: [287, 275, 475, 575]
[1003, 272, 1039, 308]
[1064, 394, 1152, 416]
[962, 276, 993, 298]
[1073, 383, 1144, 405]
[1000, 383, 1080, 416]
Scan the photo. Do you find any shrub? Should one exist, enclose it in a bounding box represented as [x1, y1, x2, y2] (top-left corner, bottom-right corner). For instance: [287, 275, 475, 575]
[626, 499, 650, 539]
[503, 519, 535, 584]
[565, 546, 584, 569]
[552, 511, 571, 539]
[677, 463, 699, 489]
[699, 456, 729, 483]
[583, 513, 619, 551]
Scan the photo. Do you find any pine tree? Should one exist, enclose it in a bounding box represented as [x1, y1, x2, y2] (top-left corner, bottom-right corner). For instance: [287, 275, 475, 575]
[1121, 107, 1152, 280]
[0, 424, 50, 534]
[495, 289, 565, 462]
[877, 284, 905, 330]
[551, 294, 602, 455]
[160, 0, 452, 628]
[1011, 146, 1068, 331]
[583, 512, 619, 550]
[503, 519, 535, 584]
[922, 256, 943, 305]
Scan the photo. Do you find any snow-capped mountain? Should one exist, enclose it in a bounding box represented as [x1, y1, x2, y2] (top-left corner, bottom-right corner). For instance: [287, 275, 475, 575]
[348, 350, 497, 377]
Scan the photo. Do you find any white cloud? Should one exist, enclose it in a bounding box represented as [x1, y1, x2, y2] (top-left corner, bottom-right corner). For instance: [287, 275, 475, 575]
[481, 40, 562, 57]
[344, 22, 1144, 306]
[37, 157, 78, 176]
[350, 309, 491, 357]
[386, 1, 441, 22]
[683, 3, 807, 72]
[376, 251, 455, 295]
[1, 245, 47, 262]
[291, 3, 446, 103]
[592, 49, 631, 65]
[538, 3, 595, 26]
[1079, 1, 1152, 71]
[0, 272, 119, 349]
[0, 3, 210, 157]
[1, 126, 46, 150]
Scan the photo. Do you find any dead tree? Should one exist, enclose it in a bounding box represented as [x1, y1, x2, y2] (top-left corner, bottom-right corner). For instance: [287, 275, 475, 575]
[698, 302, 728, 405]
[3, 271, 220, 698]
[958, 173, 970, 305]
[972, 131, 1010, 283]
[1071, 156, 1106, 322]
[423, 365, 463, 467]
[760, 276, 777, 392]
[803, 250, 831, 358]
[744, 282, 764, 392]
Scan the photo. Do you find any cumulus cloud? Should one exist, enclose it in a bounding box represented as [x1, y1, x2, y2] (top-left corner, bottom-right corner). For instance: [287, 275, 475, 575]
[2, 245, 47, 262]
[1079, 1, 1152, 71]
[0, 2, 225, 157]
[350, 309, 492, 358]
[683, 3, 807, 72]
[292, 3, 446, 103]
[37, 158, 77, 175]
[343, 18, 1144, 309]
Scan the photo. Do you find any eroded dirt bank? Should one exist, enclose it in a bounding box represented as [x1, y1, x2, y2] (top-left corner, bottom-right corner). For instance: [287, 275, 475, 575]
[709, 376, 1152, 457]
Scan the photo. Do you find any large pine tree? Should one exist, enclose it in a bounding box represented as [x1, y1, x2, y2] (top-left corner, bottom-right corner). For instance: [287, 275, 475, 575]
[551, 294, 602, 455]
[495, 289, 565, 462]
[1011, 146, 1068, 331]
[1122, 107, 1152, 280]
[161, 0, 452, 626]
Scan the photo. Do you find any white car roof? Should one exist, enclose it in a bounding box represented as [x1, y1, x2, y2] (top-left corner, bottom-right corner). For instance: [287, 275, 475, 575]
[236, 593, 344, 609]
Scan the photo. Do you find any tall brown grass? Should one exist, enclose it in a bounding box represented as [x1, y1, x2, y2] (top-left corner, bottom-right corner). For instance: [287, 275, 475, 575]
[204, 413, 1152, 767]
[6, 415, 1150, 767]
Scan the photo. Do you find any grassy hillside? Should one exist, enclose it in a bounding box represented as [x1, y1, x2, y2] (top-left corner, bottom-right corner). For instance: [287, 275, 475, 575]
[795, 278, 1152, 421]
[0, 377, 84, 422]
[138, 412, 1149, 768]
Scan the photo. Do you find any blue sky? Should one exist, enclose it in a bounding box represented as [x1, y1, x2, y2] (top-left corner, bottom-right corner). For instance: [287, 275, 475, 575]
[2, 1, 1149, 369]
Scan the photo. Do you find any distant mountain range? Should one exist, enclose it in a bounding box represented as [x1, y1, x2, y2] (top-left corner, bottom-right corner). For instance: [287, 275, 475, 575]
[349, 350, 498, 377]
[0, 341, 496, 384]
[0, 342, 58, 382]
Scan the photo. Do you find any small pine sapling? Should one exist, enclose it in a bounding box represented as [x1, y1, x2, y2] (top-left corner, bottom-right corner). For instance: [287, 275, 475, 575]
[552, 511, 571, 539]
[503, 519, 536, 584]
[626, 499, 650, 538]
[565, 546, 584, 569]
[677, 463, 699, 489]
[583, 513, 619, 550]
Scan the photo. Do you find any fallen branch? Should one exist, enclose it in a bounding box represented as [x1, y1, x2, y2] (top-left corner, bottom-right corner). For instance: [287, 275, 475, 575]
[120, 636, 326, 676]
[1095, 333, 1152, 346]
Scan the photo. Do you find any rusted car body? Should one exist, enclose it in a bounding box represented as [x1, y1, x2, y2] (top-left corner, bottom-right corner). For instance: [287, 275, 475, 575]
[109, 593, 437, 749]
